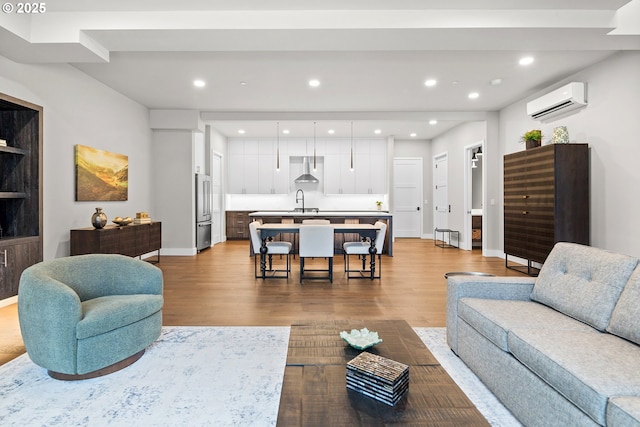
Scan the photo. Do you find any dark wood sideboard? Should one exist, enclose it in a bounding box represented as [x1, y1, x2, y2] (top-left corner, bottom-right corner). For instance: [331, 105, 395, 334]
[70, 222, 161, 262]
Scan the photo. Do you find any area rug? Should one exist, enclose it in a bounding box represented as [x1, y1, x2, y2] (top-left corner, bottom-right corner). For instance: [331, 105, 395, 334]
[0, 327, 521, 426]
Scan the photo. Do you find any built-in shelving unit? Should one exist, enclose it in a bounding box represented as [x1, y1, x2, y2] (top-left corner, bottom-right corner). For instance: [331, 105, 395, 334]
[0, 92, 43, 299]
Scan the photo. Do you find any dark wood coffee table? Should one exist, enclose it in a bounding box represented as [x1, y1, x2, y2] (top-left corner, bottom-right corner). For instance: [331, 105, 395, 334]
[277, 320, 489, 426]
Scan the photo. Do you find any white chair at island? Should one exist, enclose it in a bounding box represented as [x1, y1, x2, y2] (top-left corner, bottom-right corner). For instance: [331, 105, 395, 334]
[249, 220, 292, 279]
[343, 221, 387, 279]
[299, 224, 334, 284]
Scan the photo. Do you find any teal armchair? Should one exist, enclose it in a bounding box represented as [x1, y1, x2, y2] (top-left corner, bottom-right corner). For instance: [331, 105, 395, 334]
[18, 254, 163, 380]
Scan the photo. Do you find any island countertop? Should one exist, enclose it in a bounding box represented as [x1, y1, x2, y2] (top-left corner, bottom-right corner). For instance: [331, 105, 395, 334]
[249, 211, 392, 218]
[248, 210, 393, 255]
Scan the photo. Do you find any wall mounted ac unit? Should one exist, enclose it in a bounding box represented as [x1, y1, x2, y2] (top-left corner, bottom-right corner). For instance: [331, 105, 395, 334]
[526, 82, 587, 122]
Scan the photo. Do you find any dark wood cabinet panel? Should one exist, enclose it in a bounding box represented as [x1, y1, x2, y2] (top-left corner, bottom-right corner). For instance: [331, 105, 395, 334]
[226, 211, 251, 240]
[0, 93, 43, 299]
[504, 144, 589, 273]
[0, 238, 41, 299]
[70, 222, 161, 261]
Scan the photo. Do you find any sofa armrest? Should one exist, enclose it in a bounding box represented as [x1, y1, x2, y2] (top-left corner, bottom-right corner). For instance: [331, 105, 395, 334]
[446, 276, 535, 354]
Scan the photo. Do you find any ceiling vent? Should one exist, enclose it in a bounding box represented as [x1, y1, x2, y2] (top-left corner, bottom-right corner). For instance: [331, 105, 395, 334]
[527, 82, 587, 122]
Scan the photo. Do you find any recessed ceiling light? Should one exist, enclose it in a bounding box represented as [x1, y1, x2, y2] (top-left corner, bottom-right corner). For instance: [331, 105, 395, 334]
[519, 56, 534, 66]
[374, 129, 382, 134]
[240, 81, 247, 86]
[283, 129, 290, 134]
[424, 79, 437, 87]
[193, 79, 206, 88]
[238, 129, 245, 134]
[328, 129, 335, 134]
[308, 79, 320, 87]
[468, 92, 480, 99]
[429, 120, 438, 125]
[490, 78, 503, 86]
[410, 133, 417, 137]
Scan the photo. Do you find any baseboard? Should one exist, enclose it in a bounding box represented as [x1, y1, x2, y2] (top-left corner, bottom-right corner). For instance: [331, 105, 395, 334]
[0, 295, 18, 308]
[484, 249, 505, 259]
[160, 248, 198, 256]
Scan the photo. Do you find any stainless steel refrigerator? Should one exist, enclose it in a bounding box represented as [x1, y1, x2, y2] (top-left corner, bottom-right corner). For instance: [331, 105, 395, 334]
[195, 174, 212, 252]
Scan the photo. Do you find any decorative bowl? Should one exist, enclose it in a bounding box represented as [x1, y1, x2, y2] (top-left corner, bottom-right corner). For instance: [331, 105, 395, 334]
[112, 218, 132, 226]
[339, 328, 383, 350]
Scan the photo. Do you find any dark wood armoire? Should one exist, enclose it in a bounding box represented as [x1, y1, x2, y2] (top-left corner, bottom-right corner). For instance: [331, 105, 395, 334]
[504, 143, 589, 275]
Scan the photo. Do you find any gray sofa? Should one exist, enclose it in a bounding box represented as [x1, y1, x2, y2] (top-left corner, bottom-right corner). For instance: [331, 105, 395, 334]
[447, 242, 640, 426]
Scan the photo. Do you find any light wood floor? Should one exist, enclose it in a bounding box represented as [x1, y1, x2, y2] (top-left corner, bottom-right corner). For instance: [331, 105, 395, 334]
[0, 238, 523, 366]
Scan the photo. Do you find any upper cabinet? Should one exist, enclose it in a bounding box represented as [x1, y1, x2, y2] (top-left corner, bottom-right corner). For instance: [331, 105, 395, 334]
[354, 139, 387, 194]
[324, 139, 355, 194]
[228, 139, 289, 194]
[227, 137, 386, 196]
[0, 92, 43, 299]
[325, 139, 386, 195]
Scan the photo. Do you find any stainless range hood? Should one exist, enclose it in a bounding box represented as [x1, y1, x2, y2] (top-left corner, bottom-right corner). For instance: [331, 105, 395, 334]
[294, 157, 319, 183]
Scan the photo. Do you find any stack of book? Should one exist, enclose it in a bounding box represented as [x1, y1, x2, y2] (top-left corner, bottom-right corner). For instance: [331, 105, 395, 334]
[346, 352, 409, 406]
[0, 139, 7, 147]
[134, 212, 151, 224]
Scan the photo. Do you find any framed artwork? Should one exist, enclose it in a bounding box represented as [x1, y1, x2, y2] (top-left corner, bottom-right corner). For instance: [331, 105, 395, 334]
[75, 144, 128, 201]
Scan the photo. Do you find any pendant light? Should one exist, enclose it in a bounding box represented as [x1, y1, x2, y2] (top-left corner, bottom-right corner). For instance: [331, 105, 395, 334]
[313, 121, 317, 171]
[476, 146, 483, 157]
[276, 122, 280, 171]
[350, 121, 354, 171]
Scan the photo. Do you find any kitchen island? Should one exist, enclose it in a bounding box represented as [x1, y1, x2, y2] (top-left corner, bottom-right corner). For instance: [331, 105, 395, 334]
[247, 211, 393, 256]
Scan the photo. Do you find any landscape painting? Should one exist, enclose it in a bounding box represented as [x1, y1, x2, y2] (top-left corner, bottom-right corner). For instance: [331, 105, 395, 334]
[75, 144, 128, 201]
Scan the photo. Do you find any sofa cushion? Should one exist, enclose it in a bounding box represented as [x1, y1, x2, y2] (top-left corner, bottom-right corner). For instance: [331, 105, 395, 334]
[608, 267, 640, 345]
[458, 298, 595, 352]
[77, 294, 164, 339]
[508, 328, 640, 426]
[531, 242, 638, 331]
[607, 397, 640, 427]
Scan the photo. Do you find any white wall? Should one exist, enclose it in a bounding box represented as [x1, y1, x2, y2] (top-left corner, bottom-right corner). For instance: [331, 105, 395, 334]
[431, 121, 487, 248]
[152, 130, 196, 255]
[0, 55, 153, 260]
[393, 139, 433, 235]
[498, 51, 640, 258]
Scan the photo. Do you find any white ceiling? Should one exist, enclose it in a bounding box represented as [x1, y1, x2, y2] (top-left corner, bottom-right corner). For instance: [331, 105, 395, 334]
[1, 0, 639, 139]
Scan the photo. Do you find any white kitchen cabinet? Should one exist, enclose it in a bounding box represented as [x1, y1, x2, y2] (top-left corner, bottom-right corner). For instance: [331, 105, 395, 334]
[324, 140, 355, 194]
[326, 139, 386, 194]
[354, 139, 387, 194]
[228, 140, 259, 194]
[258, 140, 289, 194]
[228, 139, 288, 194]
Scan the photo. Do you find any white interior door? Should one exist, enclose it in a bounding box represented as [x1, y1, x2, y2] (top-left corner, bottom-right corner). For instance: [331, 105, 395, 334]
[212, 153, 223, 245]
[392, 158, 422, 238]
[433, 153, 448, 231]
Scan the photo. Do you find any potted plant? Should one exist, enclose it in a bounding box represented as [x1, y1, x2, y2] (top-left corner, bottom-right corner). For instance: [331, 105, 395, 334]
[375, 201, 383, 211]
[522, 129, 543, 150]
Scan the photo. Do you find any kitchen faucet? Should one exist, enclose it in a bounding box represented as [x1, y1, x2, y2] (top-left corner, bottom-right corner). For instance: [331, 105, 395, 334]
[295, 189, 305, 212]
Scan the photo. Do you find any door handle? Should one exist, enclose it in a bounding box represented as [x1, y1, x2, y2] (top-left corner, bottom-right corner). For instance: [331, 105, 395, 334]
[417, 206, 420, 211]
[449, 205, 451, 213]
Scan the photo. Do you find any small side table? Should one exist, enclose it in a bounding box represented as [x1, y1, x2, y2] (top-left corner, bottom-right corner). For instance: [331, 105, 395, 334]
[434, 228, 459, 248]
[444, 272, 495, 279]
